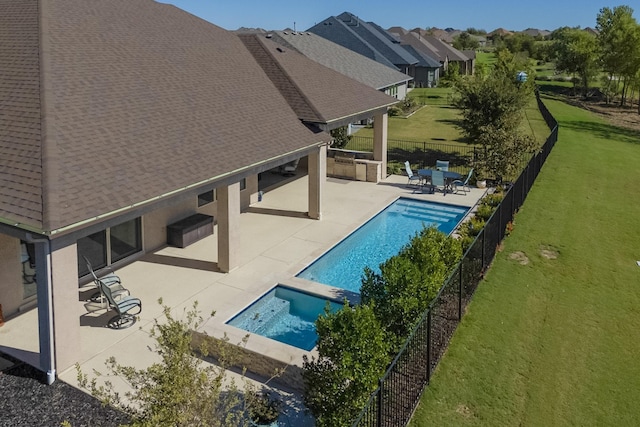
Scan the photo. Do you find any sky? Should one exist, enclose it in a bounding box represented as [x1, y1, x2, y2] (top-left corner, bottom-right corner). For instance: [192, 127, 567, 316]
[162, 0, 616, 33]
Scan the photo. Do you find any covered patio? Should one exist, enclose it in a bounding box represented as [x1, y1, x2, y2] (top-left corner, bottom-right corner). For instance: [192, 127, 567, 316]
[1, 174, 486, 400]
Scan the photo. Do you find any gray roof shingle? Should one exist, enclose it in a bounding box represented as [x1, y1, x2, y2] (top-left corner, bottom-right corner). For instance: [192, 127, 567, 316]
[267, 31, 411, 90]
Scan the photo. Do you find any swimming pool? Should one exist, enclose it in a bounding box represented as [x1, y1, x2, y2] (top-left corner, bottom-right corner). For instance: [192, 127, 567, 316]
[226, 286, 342, 351]
[296, 198, 469, 293]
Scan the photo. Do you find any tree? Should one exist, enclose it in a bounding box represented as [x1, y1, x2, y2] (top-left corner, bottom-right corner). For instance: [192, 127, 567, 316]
[360, 226, 462, 348]
[453, 51, 532, 143]
[552, 27, 599, 96]
[77, 301, 249, 427]
[597, 6, 640, 106]
[503, 33, 537, 57]
[474, 126, 537, 182]
[453, 51, 536, 182]
[453, 32, 480, 51]
[303, 303, 390, 427]
[330, 125, 352, 149]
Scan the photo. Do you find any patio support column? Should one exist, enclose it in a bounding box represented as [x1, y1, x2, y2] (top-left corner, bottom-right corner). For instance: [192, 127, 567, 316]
[218, 182, 241, 273]
[373, 112, 388, 178]
[35, 240, 80, 382]
[308, 145, 326, 220]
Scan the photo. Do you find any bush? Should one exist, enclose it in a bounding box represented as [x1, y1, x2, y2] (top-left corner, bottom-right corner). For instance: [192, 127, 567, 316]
[387, 160, 403, 176]
[361, 226, 462, 349]
[77, 300, 249, 427]
[303, 303, 390, 427]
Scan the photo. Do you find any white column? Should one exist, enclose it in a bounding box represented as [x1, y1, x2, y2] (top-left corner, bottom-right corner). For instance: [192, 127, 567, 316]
[217, 182, 241, 273]
[373, 112, 388, 178]
[308, 146, 326, 220]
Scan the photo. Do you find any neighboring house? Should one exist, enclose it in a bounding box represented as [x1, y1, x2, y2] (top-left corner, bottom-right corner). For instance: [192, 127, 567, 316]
[388, 27, 445, 86]
[0, 0, 395, 382]
[389, 29, 473, 76]
[521, 28, 551, 39]
[262, 30, 412, 100]
[419, 34, 473, 75]
[307, 12, 418, 75]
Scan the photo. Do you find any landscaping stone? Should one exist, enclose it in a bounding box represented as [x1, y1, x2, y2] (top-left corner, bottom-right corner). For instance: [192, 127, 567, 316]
[0, 353, 130, 427]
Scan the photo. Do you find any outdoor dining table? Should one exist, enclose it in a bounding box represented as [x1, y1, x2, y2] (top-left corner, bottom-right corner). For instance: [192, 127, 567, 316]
[418, 169, 462, 181]
[418, 169, 462, 193]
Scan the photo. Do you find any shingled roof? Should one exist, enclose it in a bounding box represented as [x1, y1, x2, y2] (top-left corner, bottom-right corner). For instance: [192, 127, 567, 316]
[307, 12, 419, 70]
[1, 0, 332, 234]
[266, 31, 412, 91]
[239, 33, 397, 129]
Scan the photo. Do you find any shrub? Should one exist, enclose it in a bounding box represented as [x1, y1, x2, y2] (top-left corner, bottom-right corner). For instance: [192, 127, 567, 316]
[77, 300, 249, 427]
[303, 302, 390, 427]
[387, 160, 403, 176]
[361, 226, 462, 349]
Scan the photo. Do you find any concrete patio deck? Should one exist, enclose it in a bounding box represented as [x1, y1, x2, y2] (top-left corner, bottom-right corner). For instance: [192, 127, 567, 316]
[0, 173, 485, 425]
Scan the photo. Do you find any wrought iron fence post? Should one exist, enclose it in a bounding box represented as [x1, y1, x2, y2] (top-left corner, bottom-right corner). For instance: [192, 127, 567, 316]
[458, 262, 463, 321]
[377, 378, 383, 427]
[426, 309, 432, 383]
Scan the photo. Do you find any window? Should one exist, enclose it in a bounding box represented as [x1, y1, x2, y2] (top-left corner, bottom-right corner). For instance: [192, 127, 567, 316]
[198, 189, 216, 207]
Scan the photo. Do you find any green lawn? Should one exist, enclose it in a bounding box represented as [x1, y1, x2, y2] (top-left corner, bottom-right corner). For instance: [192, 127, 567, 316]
[351, 87, 546, 146]
[409, 96, 640, 425]
[353, 99, 463, 144]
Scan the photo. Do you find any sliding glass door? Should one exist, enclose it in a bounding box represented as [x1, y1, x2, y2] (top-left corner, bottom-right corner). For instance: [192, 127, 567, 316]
[77, 217, 141, 277]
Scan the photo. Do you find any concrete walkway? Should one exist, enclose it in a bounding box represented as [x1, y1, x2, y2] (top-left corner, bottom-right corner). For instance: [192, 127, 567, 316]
[0, 174, 485, 426]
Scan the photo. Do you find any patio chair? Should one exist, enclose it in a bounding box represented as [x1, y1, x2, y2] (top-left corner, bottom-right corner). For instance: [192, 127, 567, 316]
[431, 170, 447, 196]
[83, 256, 128, 303]
[404, 161, 422, 188]
[98, 279, 142, 329]
[436, 160, 449, 171]
[452, 168, 473, 194]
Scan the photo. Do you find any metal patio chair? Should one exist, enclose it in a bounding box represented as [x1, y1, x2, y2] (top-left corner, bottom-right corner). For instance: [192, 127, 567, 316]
[404, 161, 422, 188]
[98, 279, 142, 329]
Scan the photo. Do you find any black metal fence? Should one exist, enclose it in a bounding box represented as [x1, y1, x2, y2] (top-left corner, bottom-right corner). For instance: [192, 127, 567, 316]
[352, 91, 559, 427]
[346, 135, 479, 175]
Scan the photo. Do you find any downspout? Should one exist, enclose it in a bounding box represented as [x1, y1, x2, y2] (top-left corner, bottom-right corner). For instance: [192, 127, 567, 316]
[24, 233, 56, 385]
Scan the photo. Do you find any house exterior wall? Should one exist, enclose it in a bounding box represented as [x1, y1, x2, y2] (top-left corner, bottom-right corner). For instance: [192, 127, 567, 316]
[0, 234, 23, 317]
[143, 199, 198, 253]
[142, 177, 258, 253]
[397, 83, 408, 101]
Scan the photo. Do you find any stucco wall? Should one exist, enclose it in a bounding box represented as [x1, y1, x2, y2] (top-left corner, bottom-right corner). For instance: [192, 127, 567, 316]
[143, 177, 259, 253]
[0, 235, 23, 318]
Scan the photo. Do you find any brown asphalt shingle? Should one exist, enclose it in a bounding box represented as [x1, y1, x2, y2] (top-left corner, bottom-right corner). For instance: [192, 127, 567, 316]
[0, 0, 43, 229]
[2, 0, 331, 233]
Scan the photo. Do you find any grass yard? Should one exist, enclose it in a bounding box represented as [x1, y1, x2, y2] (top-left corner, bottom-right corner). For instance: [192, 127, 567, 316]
[352, 99, 463, 144]
[351, 87, 547, 146]
[409, 95, 640, 425]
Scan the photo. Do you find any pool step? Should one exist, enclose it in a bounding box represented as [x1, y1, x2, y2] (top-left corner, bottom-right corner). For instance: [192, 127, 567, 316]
[252, 297, 291, 336]
[395, 201, 468, 216]
[402, 213, 449, 223]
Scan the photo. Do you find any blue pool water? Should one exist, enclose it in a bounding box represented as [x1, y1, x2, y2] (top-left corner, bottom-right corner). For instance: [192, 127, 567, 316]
[297, 198, 469, 293]
[226, 286, 342, 351]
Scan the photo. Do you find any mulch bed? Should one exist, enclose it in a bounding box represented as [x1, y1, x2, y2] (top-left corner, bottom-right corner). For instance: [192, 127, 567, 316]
[0, 353, 130, 427]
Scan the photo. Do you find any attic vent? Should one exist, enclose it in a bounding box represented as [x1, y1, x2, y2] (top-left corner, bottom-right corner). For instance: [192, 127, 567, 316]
[283, 31, 288, 34]
[306, 32, 311, 35]
[276, 47, 285, 53]
[265, 33, 272, 38]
